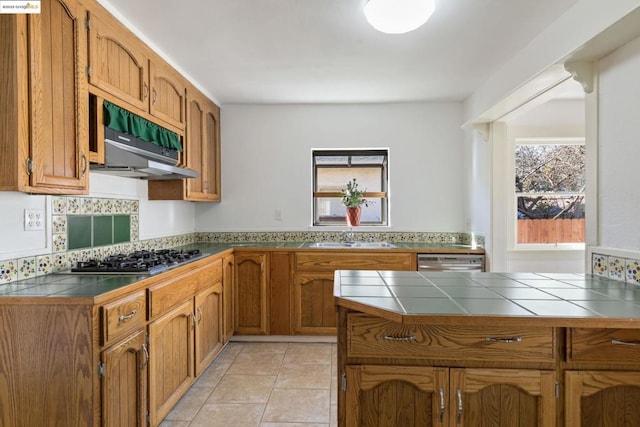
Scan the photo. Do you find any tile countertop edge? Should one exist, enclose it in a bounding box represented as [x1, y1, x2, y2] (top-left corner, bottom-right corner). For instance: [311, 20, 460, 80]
[334, 270, 640, 329]
[334, 295, 640, 329]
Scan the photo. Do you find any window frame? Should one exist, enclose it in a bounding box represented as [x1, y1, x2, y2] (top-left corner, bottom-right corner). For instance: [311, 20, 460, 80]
[312, 149, 389, 227]
[509, 137, 586, 251]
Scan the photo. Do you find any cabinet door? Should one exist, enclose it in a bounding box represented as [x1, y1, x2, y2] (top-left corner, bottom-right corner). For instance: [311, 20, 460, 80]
[235, 252, 269, 335]
[87, 8, 149, 112]
[566, 370, 640, 427]
[148, 299, 195, 426]
[28, 0, 89, 193]
[345, 365, 448, 427]
[101, 328, 148, 427]
[450, 368, 556, 427]
[149, 61, 186, 130]
[223, 254, 235, 342]
[294, 272, 336, 335]
[185, 89, 221, 201]
[194, 281, 224, 376]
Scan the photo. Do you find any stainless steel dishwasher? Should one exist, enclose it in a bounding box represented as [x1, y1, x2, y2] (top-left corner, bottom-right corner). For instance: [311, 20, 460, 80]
[417, 254, 485, 272]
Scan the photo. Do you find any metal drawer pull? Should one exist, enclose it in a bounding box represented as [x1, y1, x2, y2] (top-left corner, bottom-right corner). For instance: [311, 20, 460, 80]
[118, 309, 137, 322]
[383, 335, 417, 341]
[456, 389, 463, 423]
[485, 336, 522, 343]
[142, 343, 149, 367]
[439, 387, 446, 422]
[611, 339, 640, 346]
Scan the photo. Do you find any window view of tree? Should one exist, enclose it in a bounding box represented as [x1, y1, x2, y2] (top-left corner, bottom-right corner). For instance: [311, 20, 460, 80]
[515, 143, 585, 244]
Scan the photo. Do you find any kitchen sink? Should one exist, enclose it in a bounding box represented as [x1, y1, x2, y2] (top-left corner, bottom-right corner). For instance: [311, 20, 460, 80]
[309, 241, 397, 248]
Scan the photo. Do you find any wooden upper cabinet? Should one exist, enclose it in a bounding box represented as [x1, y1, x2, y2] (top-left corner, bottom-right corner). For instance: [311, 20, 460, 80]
[30, 0, 89, 193]
[87, 8, 149, 112]
[148, 86, 221, 202]
[1, 0, 89, 194]
[185, 87, 221, 201]
[86, 3, 186, 131]
[149, 60, 187, 130]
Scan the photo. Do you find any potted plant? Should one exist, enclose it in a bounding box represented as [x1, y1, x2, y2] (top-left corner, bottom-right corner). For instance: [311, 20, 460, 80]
[341, 178, 368, 226]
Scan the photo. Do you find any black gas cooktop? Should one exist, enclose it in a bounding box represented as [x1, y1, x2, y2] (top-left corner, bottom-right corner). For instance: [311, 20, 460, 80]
[71, 249, 204, 275]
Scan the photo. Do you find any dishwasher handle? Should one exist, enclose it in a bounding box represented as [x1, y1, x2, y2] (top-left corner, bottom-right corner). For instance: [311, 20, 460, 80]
[417, 254, 485, 272]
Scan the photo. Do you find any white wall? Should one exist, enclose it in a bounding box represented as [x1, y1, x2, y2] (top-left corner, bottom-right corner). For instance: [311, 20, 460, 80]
[597, 35, 640, 251]
[195, 102, 467, 232]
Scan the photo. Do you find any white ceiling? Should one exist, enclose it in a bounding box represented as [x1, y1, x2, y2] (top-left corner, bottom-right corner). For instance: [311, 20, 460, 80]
[101, 0, 579, 105]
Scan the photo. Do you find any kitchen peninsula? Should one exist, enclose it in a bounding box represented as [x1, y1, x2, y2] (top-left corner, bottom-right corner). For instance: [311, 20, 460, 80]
[334, 270, 640, 427]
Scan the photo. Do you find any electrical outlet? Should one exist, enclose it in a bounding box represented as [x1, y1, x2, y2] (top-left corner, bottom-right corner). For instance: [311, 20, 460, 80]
[275, 209, 282, 221]
[24, 209, 44, 231]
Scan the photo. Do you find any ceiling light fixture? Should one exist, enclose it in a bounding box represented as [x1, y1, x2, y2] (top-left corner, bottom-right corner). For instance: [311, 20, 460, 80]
[364, 0, 435, 34]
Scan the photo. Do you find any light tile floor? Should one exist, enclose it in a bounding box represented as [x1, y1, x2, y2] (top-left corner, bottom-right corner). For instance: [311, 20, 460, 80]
[159, 341, 338, 427]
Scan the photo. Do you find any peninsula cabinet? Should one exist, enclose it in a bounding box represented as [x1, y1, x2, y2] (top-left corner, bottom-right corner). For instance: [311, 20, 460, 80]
[235, 251, 269, 335]
[86, 3, 186, 132]
[345, 365, 555, 427]
[565, 327, 640, 426]
[0, 0, 89, 194]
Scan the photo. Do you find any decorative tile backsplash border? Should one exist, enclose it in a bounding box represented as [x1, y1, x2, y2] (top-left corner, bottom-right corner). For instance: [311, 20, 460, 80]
[194, 231, 483, 245]
[0, 195, 483, 286]
[590, 247, 640, 286]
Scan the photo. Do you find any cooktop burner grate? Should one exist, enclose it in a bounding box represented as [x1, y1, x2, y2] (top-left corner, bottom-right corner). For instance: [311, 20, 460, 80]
[71, 249, 204, 275]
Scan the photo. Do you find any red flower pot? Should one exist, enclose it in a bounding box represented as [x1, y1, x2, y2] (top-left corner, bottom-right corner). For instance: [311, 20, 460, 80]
[346, 207, 361, 227]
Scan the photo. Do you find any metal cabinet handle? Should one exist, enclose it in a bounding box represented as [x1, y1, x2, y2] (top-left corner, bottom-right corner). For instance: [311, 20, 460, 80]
[141, 343, 149, 367]
[456, 389, 463, 423]
[383, 335, 416, 341]
[197, 306, 203, 324]
[80, 152, 87, 177]
[611, 339, 640, 346]
[152, 88, 157, 105]
[118, 309, 137, 322]
[143, 82, 149, 100]
[439, 387, 446, 422]
[485, 336, 522, 343]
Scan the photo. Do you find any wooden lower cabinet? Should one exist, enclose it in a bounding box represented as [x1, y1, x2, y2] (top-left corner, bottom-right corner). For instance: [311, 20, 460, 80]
[293, 273, 336, 335]
[235, 252, 269, 335]
[148, 299, 195, 426]
[345, 365, 448, 427]
[565, 370, 640, 426]
[344, 365, 555, 427]
[450, 368, 556, 427]
[101, 328, 148, 427]
[223, 254, 235, 341]
[194, 281, 224, 376]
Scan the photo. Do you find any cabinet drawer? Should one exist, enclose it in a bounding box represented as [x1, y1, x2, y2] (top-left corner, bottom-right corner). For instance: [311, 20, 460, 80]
[348, 314, 556, 362]
[568, 328, 640, 363]
[101, 291, 146, 345]
[295, 252, 412, 272]
[148, 259, 222, 319]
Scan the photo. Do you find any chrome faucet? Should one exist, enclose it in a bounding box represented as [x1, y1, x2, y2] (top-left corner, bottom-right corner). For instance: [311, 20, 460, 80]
[342, 230, 355, 243]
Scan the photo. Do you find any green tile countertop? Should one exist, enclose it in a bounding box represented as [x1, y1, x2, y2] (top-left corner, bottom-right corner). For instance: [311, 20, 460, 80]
[0, 242, 482, 299]
[334, 270, 640, 328]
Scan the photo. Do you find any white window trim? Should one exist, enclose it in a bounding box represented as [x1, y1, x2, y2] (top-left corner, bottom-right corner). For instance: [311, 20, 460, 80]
[508, 136, 586, 252]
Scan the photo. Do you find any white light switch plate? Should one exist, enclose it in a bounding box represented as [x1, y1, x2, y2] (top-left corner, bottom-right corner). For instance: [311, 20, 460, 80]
[24, 209, 44, 231]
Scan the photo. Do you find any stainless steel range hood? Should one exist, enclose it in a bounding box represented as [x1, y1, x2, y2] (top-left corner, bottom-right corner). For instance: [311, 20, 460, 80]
[90, 127, 198, 180]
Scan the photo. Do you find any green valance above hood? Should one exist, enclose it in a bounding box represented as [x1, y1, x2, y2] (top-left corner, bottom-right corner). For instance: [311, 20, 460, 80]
[103, 101, 183, 151]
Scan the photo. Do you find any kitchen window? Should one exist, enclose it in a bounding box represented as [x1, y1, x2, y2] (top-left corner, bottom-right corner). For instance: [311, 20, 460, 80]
[312, 149, 389, 226]
[512, 137, 585, 248]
